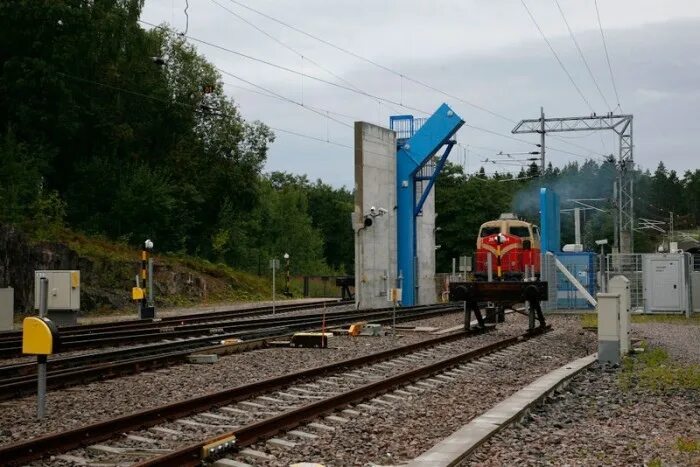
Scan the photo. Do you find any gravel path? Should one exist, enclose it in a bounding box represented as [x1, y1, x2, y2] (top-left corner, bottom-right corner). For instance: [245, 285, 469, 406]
[237, 315, 594, 466]
[463, 321, 700, 467]
[632, 321, 700, 364]
[0, 310, 465, 445]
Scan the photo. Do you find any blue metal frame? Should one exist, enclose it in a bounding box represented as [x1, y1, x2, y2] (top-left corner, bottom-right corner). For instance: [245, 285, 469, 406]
[393, 104, 464, 306]
[539, 187, 561, 253]
[414, 141, 455, 215]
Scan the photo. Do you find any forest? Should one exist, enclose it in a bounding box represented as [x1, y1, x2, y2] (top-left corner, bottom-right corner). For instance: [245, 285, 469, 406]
[1, 1, 698, 277]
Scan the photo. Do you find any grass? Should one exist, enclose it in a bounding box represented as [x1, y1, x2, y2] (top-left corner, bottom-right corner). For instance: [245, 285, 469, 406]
[676, 437, 700, 453]
[21, 226, 276, 314]
[580, 313, 700, 328]
[619, 343, 700, 392]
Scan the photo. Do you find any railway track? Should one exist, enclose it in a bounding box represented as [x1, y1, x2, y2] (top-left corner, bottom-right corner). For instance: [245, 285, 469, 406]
[0, 303, 459, 400]
[0, 300, 345, 358]
[0, 324, 551, 466]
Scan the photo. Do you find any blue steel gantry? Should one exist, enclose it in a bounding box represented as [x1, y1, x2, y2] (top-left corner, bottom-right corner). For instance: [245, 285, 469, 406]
[390, 103, 464, 306]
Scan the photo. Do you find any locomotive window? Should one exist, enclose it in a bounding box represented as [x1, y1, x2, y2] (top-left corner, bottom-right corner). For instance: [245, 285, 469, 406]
[509, 226, 531, 238]
[533, 226, 540, 240]
[480, 226, 500, 237]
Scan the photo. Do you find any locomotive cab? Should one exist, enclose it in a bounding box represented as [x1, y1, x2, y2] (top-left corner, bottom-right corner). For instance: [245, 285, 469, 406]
[475, 213, 541, 280]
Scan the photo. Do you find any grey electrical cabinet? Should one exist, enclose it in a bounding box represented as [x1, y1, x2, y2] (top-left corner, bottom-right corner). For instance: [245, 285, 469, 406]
[643, 254, 689, 313]
[34, 270, 81, 311]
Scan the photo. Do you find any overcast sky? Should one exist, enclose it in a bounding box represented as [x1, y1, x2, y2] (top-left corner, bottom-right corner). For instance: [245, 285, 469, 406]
[141, 1, 700, 188]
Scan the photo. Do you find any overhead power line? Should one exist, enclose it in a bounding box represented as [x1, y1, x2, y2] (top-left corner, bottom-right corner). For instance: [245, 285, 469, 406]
[223, 0, 515, 124]
[520, 0, 595, 113]
[139, 20, 428, 116]
[553, 0, 611, 110]
[223, 81, 364, 122]
[594, 0, 622, 109]
[217, 67, 352, 128]
[226, 0, 608, 158]
[139, 19, 607, 163]
[142, 11, 610, 160]
[209, 0, 395, 110]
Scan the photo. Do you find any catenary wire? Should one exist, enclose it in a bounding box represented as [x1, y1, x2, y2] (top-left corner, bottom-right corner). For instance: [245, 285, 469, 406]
[520, 0, 595, 113]
[594, 0, 622, 109]
[553, 0, 611, 110]
[215, 1, 610, 158]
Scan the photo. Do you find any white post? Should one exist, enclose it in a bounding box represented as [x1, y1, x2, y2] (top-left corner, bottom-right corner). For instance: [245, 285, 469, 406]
[609, 275, 631, 355]
[597, 292, 621, 364]
[574, 207, 581, 245]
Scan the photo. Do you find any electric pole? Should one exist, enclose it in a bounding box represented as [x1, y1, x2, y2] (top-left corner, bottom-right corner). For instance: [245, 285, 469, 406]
[512, 112, 634, 253]
[540, 107, 545, 175]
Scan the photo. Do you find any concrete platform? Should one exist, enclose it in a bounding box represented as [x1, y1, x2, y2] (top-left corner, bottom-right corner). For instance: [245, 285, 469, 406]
[406, 353, 597, 467]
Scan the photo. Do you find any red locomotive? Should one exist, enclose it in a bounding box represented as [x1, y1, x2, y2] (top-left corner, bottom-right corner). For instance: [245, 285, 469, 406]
[475, 213, 541, 280]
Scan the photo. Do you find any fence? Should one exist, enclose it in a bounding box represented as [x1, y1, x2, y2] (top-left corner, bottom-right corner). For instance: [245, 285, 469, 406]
[605, 254, 644, 311]
[289, 276, 348, 299]
[692, 254, 700, 272]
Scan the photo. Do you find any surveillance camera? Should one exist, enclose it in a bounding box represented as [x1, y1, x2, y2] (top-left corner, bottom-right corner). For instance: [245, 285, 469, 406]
[144, 239, 154, 250]
[595, 239, 608, 246]
[369, 206, 377, 215]
[378, 207, 388, 214]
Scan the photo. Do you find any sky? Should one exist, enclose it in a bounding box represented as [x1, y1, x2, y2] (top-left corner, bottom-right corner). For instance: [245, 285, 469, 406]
[141, 0, 700, 188]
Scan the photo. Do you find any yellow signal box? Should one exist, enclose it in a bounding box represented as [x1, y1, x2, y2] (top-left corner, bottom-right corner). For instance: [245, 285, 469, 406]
[22, 317, 59, 355]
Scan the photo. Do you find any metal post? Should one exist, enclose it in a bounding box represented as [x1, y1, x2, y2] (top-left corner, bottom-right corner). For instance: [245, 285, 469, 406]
[618, 171, 624, 253]
[600, 245, 606, 293]
[463, 300, 473, 331]
[452, 257, 456, 278]
[527, 300, 535, 331]
[540, 107, 545, 175]
[487, 254, 493, 282]
[272, 260, 276, 315]
[147, 257, 154, 307]
[613, 181, 619, 253]
[39, 277, 48, 318]
[574, 207, 581, 245]
[37, 277, 48, 419]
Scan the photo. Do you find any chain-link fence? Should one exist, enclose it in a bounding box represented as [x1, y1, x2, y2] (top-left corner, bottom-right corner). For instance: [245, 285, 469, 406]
[605, 254, 645, 311]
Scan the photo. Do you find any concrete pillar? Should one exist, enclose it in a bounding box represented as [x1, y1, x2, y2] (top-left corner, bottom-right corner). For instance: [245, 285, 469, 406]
[354, 122, 397, 309]
[608, 275, 631, 354]
[416, 187, 436, 305]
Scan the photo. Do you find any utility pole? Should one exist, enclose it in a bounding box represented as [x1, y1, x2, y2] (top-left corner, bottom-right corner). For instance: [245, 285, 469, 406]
[513, 112, 634, 253]
[670, 211, 674, 245]
[540, 107, 546, 175]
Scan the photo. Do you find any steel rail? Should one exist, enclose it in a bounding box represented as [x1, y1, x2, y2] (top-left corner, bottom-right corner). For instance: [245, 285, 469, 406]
[136, 327, 551, 467]
[0, 299, 343, 341]
[0, 301, 346, 354]
[0, 305, 459, 399]
[0, 324, 488, 466]
[0, 303, 450, 357]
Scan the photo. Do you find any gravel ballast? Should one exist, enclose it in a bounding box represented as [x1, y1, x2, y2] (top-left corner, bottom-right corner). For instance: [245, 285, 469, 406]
[0, 309, 467, 445]
[463, 320, 700, 466]
[237, 315, 595, 466]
